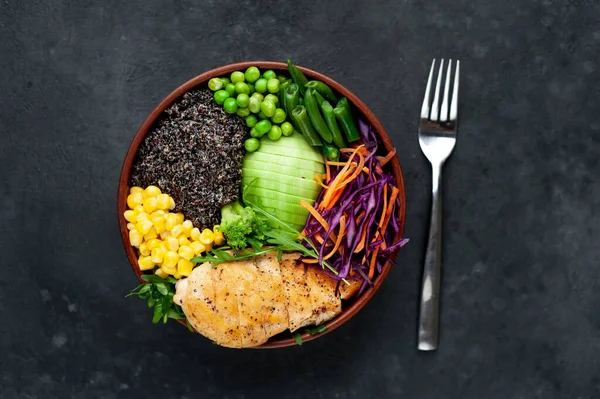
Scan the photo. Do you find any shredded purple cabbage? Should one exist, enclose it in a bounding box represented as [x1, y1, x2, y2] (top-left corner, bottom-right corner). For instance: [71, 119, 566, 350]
[303, 119, 408, 292]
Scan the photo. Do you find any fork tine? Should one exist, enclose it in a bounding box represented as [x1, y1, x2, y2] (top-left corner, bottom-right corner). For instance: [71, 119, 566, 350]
[430, 59, 444, 121]
[450, 60, 460, 121]
[440, 60, 452, 122]
[420, 59, 436, 119]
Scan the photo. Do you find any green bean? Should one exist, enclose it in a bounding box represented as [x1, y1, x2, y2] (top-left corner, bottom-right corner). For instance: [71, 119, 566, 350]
[279, 80, 291, 112]
[292, 105, 322, 146]
[287, 60, 308, 96]
[321, 100, 346, 148]
[306, 80, 339, 103]
[321, 143, 340, 161]
[305, 89, 333, 143]
[284, 84, 300, 130]
[333, 97, 360, 142]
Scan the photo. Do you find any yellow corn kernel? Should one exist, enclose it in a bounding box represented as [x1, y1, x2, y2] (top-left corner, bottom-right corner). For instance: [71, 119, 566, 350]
[156, 194, 171, 210]
[146, 238, 161, 250]
[178, 245, 194, 260]
[182, 220, 194, 236]
[190, 241, 206, 255]
[136, 219, 154, 235]
[190, 227, 201, 241]
[170, 224, 185, 238]
[151, 213, 166, 227]
[127, 223, 136, 230]
[203, 242, 213, 252]
[154, 268, 168, 278]
[135, 211, 148, 222]
[151, 209, 165, 218]
[144, 227, 157, 240]
[126, 192, 144, 208]
[173, 271, 182, 279]
[130, 186, 144, 195]
[159, 241, 168, 253]
[138, 256, 155, 271]
[214, 230, 225, 246]
[199, 229, 215, 245]
[168, 196, 176, 210]
[143, 196, 157, 213]
[178, 236, 190, 246]
[165, 213, 178, 231]
[166, 237, 179, 251]
[144, 185, 161, 198]
[151, 247, 165, 264]
[161, 264, 176, 276]
[124, 210, 136, 223]
[129, 229, 142, 247]
[177, 258, 194, 277]
[163, 251, 179, 268]
[139, 242, 151, 256]
[174, 213, 185, 225]
[154, 223, 166, 235]
[160, 230, 171, 240]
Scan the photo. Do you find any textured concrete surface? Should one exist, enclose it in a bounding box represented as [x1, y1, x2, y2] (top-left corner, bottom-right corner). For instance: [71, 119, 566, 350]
[2, 0, 600, 398]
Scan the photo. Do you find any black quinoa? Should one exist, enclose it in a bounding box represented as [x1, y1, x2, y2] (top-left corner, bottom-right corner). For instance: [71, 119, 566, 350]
[131, 88, 247, 229]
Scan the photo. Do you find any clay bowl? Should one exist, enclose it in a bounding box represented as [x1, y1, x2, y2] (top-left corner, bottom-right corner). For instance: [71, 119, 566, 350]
[118, 61, 406, 348]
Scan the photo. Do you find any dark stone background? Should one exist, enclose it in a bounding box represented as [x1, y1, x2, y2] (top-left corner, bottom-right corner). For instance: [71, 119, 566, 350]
[2, 0, 600, 398]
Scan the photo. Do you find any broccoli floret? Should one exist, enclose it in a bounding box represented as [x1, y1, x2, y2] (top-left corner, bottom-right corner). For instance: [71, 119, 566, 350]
[219, 201, 266, 249]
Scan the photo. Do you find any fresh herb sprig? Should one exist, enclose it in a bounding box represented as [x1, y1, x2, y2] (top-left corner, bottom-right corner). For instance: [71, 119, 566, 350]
[127, 274, 192, 331]
[292, 325, 327, 346]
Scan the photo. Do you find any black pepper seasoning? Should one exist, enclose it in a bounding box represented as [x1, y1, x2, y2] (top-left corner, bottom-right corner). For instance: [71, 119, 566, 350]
[131, 88, 248, 229]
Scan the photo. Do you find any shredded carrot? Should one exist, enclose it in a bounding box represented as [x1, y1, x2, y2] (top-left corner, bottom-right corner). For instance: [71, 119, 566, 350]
[300, 200, 337, 242]
[354, 224, 369, 253]
[356, 210, 366, 223]
[337, 154, 365, 190]
[303, 258, 319, 263]
[323, 216, 346, 260]
[325, 162, 331, 182]
[368, 247, 380, 279]
[378, 184, 388, 229]
[380, 186, 399, 236]
[326, 161, 358, 167]
[314, 174, 329, 189]
[378, 149, 397, 167]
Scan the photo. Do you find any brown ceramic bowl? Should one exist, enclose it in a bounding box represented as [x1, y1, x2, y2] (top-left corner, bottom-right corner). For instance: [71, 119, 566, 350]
[118, 61, 406, 348]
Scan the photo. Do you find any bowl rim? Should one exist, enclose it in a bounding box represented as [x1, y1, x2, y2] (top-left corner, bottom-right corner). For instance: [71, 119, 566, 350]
[117, 61, 406, 349]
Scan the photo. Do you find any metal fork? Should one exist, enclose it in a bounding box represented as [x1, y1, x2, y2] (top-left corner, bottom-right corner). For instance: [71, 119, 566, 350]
[417, 59, 460, 351]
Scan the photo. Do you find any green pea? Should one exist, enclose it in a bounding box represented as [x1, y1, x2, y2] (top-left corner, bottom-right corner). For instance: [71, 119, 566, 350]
[244, 138, 260, 152]
[249, 127, 261, 137]
[223, 98, 238, 114]
[208, 78, 223, 91]
[245, 67, 260, 83]
[247, 83, 255, 94]
[267, 78, 280, 93]
[260, 100, 276, 118]
[236, 107, 250, 117]
[246, 115, 258, 128]
[213, 90, 230, 105]
[220, 77, 231, 86]
[255, 78, 267, 93]
[257, 111, 267, 120]
[255, 119, 272, 135]
[272, 108, 286, 124]
[231, 71, 245, 83]
[236, 93, 250, 108]
[264, 94, 279, 105]
[235, 82, 250, 95]
[262, 70, 276, 80]
[281, 121, 294, 136]
[248, 96, 262, 114]
[225, 83, 236, 96]
[267, 125, 282, 141]
[251, 92, 264, 101]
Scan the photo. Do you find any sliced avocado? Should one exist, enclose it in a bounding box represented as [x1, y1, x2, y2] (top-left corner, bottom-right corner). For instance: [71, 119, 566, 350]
[256, 143, 325, 164]
[242, 169, 319, 192]
[245, 151, 325, 172]
[244, 193, 311, 216]
[242, 177, 319, 199]
[243, 160, 324, 180]
[243, 186, 315, 206]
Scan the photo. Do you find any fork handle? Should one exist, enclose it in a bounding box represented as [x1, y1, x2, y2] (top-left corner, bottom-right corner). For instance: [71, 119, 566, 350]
[417, 164, 443, 351]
